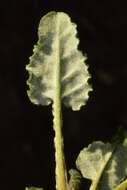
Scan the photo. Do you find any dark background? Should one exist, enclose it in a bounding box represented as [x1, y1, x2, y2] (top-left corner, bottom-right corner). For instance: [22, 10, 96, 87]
[1, 0, 127, 189]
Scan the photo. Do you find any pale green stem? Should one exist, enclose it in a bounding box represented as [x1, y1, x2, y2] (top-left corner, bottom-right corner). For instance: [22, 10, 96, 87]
[52, 16, 68, 190]
[53, 87, 68, 190]
[113, 179, 127, 190]
[90, 151, 113, 190]
[89, 169, 103, 190]
[53, 100, 67, 190]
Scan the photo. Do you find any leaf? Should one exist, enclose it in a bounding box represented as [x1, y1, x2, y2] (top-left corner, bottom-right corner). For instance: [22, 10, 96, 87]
[26, 11, 92, 110]
[76, 142, 113, 190]
[68, 169, 82, 190]
[25, 187, 43, 190]
[76, 139, 127, 190]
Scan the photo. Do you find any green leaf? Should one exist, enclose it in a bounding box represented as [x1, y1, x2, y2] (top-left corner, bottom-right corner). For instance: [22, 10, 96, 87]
[25, 187, 43, 190]
[68, 169, 82, 190]
[26, 11, 92, 111]
[76, 140, 127, 190]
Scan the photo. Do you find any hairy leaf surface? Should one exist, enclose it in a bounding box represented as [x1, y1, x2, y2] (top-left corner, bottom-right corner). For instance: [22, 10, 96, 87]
[26, 11, 91, 110]
[68, 169, 82, 190]
[76, 139, 127, 190]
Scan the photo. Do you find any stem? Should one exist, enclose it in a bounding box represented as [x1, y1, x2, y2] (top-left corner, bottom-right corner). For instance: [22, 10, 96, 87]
[113, 179, 127, 190]
[90, 150, 113, 190]
[52, 16, 68, 190]
[53, 99, 67, 190]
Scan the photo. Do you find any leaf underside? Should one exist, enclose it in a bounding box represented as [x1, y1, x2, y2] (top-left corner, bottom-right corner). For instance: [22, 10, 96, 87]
[26, 11, 92, 110]
[76, 140, 127, 190]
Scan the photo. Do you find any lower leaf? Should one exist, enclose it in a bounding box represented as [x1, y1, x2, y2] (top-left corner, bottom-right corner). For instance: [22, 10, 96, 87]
[76, 136, 127, 190]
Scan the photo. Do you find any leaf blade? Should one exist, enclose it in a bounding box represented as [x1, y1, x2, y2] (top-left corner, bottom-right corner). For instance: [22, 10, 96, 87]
[76, 139, 127, 190]
[26, 11, 92, 110]
[68, 169, 82, 190]
[76, 141, 114, 190]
